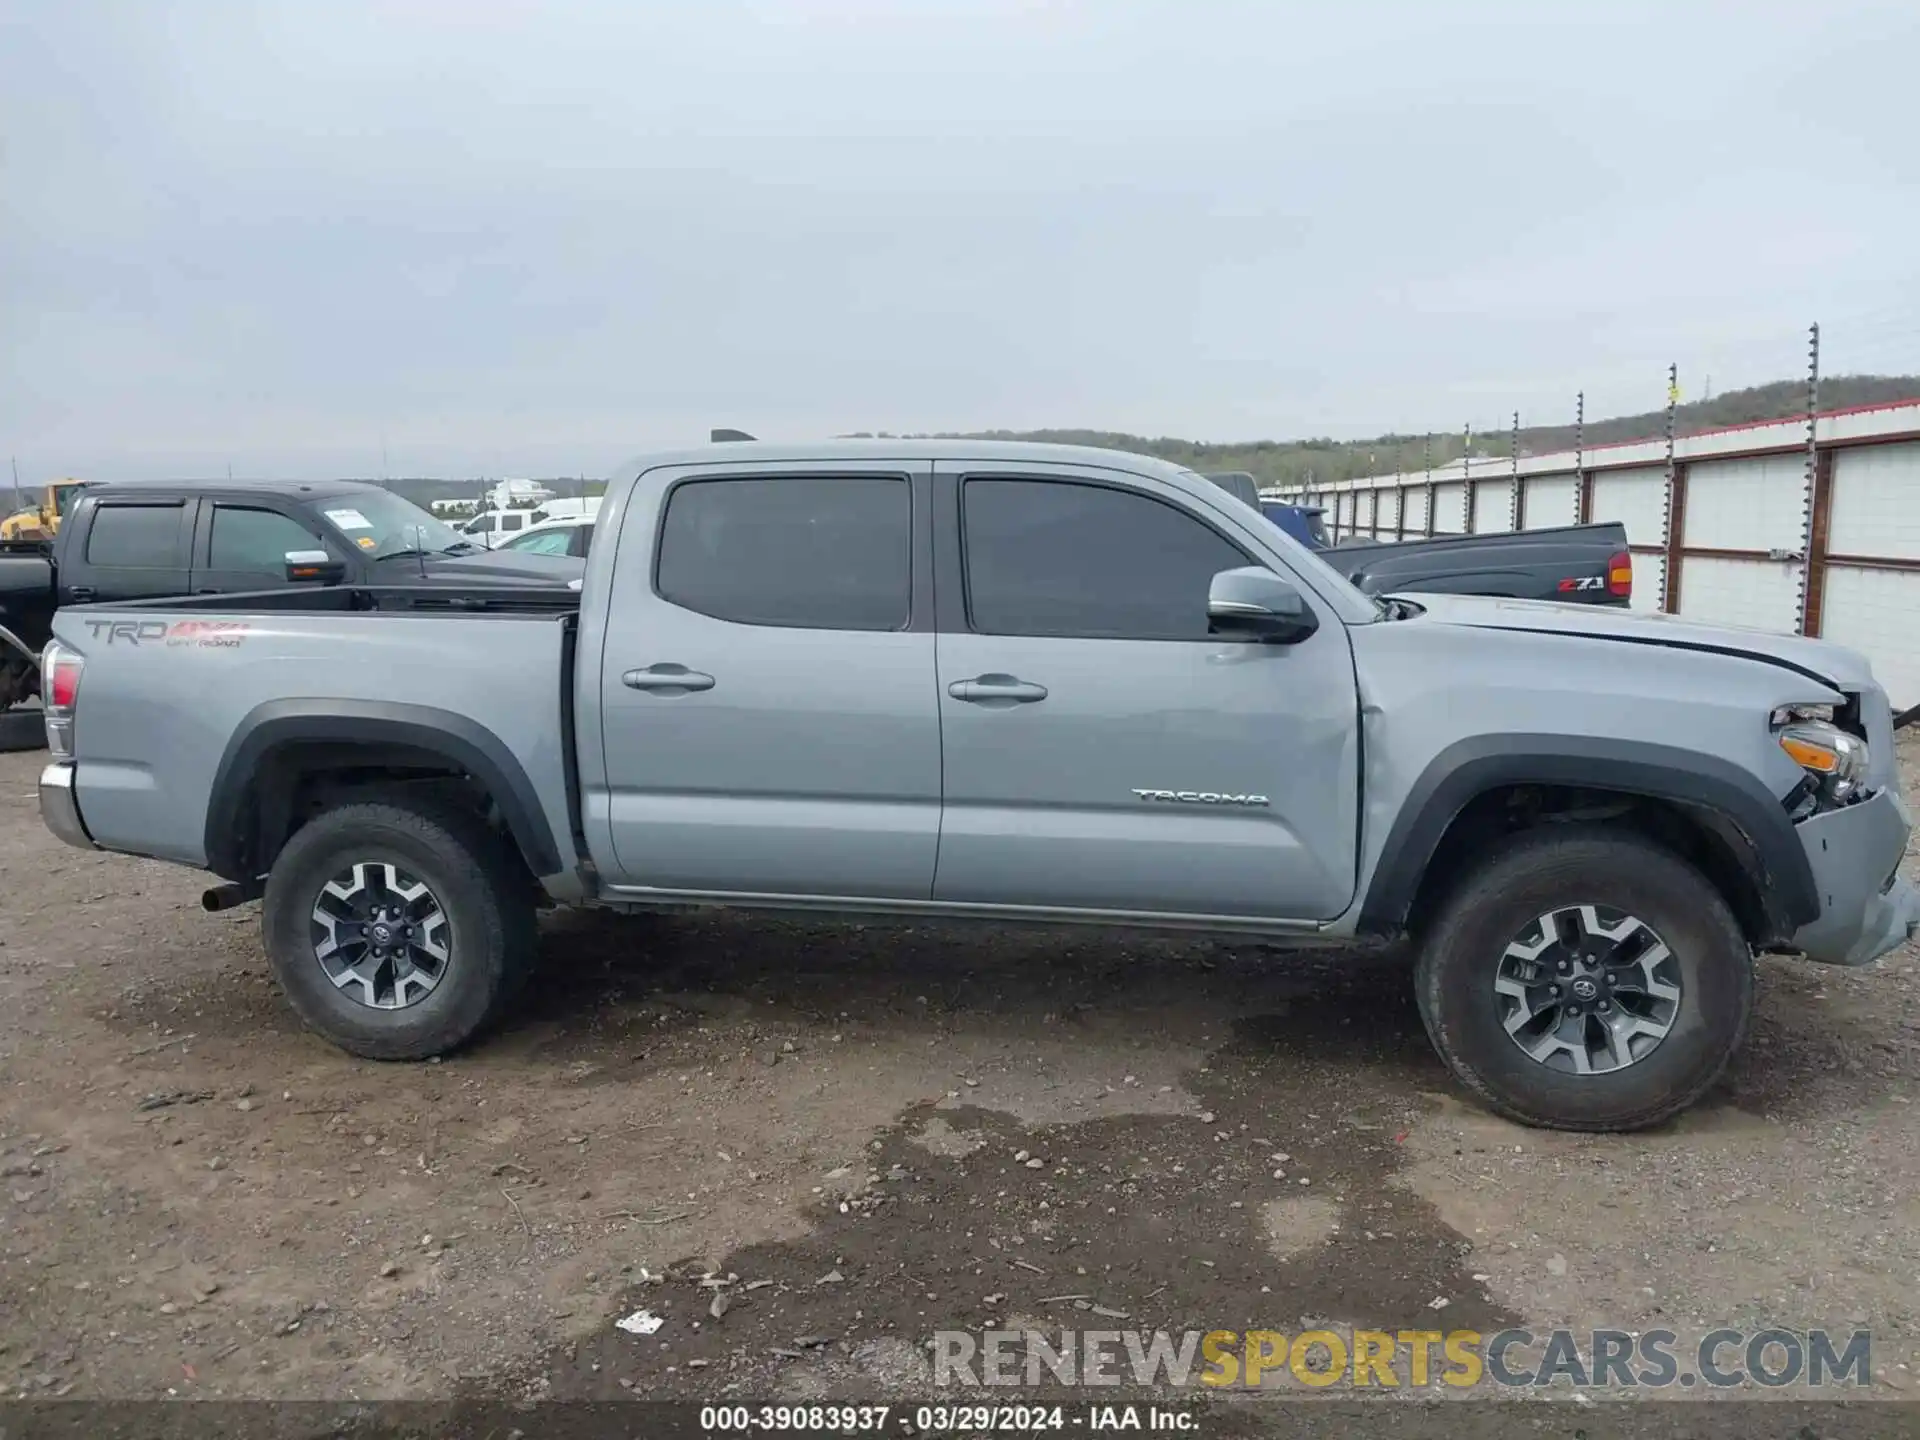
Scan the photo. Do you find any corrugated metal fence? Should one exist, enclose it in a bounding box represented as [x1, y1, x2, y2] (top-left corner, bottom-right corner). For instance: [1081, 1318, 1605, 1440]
[1270, 402, 1920, 707]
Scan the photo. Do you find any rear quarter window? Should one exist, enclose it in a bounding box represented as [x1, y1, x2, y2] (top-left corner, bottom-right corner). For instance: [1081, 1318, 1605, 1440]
[85, 504, 184, 567]
[655, 476, 910, 631]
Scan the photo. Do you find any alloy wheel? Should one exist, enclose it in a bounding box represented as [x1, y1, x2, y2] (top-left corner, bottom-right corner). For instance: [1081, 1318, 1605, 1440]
[1493, 904, 1682, 1075]
[309, 861, 451, 1010]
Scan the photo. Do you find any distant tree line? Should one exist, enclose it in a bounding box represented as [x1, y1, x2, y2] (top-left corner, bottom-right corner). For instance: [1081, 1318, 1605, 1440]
[850, 374, 1920, 489]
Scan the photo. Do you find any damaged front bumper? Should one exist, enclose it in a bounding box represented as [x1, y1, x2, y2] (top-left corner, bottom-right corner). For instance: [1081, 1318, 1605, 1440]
[1790, 785, 1920, 966]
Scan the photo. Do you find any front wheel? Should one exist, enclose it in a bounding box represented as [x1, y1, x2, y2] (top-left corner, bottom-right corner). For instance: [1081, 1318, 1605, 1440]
[1414, 828, 1754, 1132]
[262, 798, 537, 1060]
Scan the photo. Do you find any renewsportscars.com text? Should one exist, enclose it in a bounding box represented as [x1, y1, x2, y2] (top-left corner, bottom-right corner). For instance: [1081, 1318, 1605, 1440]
[933, 1327, 1872, 1390]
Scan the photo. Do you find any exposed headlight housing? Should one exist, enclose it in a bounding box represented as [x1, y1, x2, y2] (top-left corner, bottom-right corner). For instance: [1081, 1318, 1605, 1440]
[1773, 712, 1870, 816]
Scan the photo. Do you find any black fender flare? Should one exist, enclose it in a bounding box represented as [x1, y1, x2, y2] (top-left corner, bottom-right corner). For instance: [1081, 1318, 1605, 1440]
[204, 698, 563, 880]
[1356, 734, 1818, 936]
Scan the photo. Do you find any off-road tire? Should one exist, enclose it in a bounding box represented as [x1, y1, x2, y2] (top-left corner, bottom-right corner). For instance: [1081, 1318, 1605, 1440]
[0, 707, 44, 753]
[1414, 827, 1754, 1132]
[262, 798, 538, 1060]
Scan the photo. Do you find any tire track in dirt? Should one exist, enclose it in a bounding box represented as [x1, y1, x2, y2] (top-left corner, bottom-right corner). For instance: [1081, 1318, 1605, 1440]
[524, 969, 1517, 1402]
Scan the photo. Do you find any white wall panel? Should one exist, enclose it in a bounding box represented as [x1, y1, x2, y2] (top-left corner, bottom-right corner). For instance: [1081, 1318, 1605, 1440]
[1433, 482, 1467, 533]
[1685, 454, 1807, 551]
[1629, 553, 1666, 613]
[1830, 442, 1920, 560]
[1522, 475, 1578, 530]
[1403, 486, 1431, 534]
[1820, 566, 1920, 708]
[1471, 479, 1516, 533]
[1376, 487, 1401, 535]
[1677, 556, 1799, 633]
[1588, 468, 1669, 550]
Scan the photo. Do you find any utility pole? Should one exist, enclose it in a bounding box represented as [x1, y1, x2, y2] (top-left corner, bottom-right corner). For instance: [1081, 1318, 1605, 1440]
[1660, 362, 1680, 612]
[1574, 391, 1587, 522]
[9, 455, 21, 512]
[1462, 423, 1473, 534]
[1510, 410, 1522, 529]
[1664, 363, 1678, 487]
[1797, 323, 1822, 631]
[1423, 432, 1434, 537]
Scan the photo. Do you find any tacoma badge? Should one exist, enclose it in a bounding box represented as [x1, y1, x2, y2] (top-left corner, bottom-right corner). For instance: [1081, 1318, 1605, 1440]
[1132, 789, 1270, 807]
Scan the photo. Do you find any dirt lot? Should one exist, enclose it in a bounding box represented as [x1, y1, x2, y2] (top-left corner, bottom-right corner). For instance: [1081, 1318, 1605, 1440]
[2, 740, 1919, 1417]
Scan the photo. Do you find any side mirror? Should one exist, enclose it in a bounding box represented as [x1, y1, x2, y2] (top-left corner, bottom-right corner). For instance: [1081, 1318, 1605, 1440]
[285, 549, 346, 585]
[1207, 567, 1319, 643]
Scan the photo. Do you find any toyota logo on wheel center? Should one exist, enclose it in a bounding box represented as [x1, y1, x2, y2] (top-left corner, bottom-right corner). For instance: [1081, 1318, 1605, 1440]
[1571, 977, 1599, 1000]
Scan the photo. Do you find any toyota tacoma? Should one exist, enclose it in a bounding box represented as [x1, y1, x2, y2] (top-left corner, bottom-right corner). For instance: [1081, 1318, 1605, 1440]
[35, 441, 1919, 1131]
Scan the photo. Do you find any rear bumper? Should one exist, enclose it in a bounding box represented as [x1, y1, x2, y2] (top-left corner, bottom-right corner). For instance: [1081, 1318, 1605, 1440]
[1790, 786, 1920, 966]
[38, 761, 95, 851]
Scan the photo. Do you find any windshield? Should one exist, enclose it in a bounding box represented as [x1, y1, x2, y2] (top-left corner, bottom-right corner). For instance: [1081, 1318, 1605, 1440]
[310, 491, 474, 558]
[503, 525, 583, 556]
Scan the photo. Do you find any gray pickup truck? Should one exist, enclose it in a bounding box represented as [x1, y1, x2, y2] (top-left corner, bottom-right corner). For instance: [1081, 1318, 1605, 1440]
[36, 441, 1920, 1132]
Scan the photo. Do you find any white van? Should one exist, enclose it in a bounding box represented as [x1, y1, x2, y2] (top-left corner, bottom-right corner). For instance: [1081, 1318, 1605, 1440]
[458, 508, 538, 549]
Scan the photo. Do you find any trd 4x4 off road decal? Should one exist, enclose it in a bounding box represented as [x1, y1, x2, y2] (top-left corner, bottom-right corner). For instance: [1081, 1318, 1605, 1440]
[84, 619, 252, 649]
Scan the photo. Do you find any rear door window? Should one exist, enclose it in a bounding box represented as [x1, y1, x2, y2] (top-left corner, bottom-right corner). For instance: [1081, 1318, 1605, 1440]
[85, 503, 188, 568]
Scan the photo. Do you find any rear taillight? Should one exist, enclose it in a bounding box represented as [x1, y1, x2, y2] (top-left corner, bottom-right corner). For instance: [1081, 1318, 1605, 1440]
[42, 642, 81, 758]
[47, 648, 82, 710]
[1607, 549, 1633, 599]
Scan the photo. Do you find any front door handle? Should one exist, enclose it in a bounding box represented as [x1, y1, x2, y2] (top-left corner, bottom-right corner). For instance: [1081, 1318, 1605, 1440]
[66, 587, 96, 604]
[948, 674, 1048, 705]
[622, 663, 715, 695]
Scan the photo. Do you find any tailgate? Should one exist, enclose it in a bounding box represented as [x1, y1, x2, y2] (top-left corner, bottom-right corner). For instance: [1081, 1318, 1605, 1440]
[53, 606, 571, 869]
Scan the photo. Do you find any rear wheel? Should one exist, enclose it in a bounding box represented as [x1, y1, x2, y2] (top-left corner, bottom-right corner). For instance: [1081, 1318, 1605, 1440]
[262, 798, 537, 1060]
[1414, 828, 1753, 1132]
[0, 706, 43, 753]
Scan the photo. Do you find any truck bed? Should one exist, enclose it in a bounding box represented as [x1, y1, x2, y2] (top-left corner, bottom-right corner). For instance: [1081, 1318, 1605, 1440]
[50, 596, 578, 879]
[107, 582, 583, 616]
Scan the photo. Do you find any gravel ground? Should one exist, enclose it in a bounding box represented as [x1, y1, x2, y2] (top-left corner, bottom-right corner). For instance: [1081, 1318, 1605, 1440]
[0, 739, 1917, 1422]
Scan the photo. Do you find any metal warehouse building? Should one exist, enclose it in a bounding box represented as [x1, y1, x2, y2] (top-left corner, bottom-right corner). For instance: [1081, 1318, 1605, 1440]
[1271, 402, 1920, 708]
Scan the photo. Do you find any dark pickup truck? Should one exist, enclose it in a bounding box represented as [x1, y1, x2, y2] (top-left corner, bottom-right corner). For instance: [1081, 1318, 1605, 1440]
[0, 480, 583, 710]
[1201, 472, 1632, 606]
[1323, 522, 1634, 604]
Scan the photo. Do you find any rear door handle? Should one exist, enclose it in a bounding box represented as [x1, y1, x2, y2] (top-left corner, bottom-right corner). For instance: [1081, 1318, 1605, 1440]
[948, 674, 1048, 704]
[66, 587, 96, 603]
[622, 663, 715, 694]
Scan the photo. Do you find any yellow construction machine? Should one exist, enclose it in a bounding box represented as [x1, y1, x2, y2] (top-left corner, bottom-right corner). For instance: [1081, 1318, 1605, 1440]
[0, 479, 89, 542]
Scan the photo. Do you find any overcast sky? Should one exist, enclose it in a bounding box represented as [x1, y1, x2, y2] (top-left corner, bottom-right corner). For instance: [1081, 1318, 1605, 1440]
[4, 0, 1918, 481]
